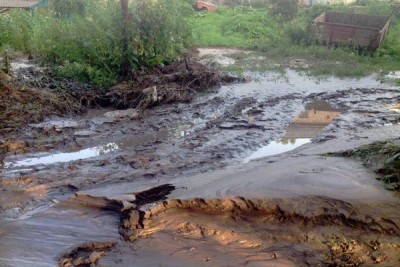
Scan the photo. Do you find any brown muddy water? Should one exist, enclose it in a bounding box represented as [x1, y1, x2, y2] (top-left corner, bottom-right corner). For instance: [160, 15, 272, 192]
[1, 66, 400, 266]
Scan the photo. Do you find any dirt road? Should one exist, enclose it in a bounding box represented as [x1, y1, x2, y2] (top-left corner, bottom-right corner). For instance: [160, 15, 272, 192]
[1, 50, 400, 266]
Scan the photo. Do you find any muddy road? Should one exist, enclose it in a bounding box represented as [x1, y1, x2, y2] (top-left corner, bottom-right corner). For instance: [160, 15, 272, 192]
[1, 50, 400, 266]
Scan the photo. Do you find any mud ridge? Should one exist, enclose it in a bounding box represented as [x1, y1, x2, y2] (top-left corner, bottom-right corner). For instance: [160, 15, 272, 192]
[98, 196, 400, 266]
[139, 196, 400, 236]
[59, 242, 116, 267]
[58, 184, 176, 266]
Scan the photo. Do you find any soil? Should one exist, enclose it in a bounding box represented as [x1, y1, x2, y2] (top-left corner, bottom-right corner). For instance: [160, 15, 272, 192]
[1, 48, 400, 267]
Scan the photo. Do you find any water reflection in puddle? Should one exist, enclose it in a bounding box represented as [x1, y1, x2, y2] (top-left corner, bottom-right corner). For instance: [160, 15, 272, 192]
[4, 143, 119, 168]
[390, 103, 400, 112]
[244, 99, 343, 163]
[4, 125, 191, 169]
[243, 138, 311, 163]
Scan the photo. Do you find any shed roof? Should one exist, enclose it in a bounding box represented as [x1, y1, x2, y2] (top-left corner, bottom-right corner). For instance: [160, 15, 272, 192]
[0, 0, 41, 8]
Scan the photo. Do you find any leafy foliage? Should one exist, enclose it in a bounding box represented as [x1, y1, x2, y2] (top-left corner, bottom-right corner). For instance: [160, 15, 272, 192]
[0, 0, 193, 87]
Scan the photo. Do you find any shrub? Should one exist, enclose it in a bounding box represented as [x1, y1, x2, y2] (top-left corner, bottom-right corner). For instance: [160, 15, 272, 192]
[285, 24, 308, 45]
[0, 0, 193, 87]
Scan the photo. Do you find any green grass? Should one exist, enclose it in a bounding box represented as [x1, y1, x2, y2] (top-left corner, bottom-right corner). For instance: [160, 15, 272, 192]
[191, 7, 284, 49]
[191, 11, 249, 47]
[190, 3, 400, 78]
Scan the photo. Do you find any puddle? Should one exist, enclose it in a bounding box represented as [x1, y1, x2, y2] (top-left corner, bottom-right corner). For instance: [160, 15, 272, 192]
[244, 99, 343, 163]
[385, 71, 400, 79]
[4, 125, 191, 170]
[4, 143, 119, 169]
[243, 138, 311, 163]
[218, 69, 395, 99]
[384, 122, 400, 126]
[30, 118, 82, 130]
[390, 103, 400, 112]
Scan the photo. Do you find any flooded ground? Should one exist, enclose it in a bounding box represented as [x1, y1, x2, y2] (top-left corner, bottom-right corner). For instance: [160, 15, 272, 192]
[1, 49, 400, 266]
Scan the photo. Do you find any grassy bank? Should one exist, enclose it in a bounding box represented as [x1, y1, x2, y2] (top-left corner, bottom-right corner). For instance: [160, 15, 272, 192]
[190, 1, 400, 78]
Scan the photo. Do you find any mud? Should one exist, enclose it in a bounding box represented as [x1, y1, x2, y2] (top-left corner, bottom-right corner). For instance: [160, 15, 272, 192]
[105, 196, 400, 267]
[326, 140, 400, 192]
[1, 48, 400, 266]
[59, 242, 116, 267]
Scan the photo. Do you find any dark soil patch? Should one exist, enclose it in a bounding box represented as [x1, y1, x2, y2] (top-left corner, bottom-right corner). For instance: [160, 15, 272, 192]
[91, 55, 240, 109]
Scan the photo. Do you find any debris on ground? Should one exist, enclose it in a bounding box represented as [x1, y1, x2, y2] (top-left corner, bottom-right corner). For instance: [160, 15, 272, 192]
[101, 55, 239, 109]
[0, 71, 82, 134]
[3, 52, 240, 135]
[59, 242, 116, 267]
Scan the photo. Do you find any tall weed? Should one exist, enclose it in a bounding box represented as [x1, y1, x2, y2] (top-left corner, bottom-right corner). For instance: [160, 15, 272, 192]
[0, 0, 193, 87]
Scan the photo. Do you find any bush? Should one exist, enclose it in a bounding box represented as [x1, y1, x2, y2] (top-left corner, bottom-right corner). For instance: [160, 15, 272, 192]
[0, 0, 193, 87]
[285, 24, 308, 45]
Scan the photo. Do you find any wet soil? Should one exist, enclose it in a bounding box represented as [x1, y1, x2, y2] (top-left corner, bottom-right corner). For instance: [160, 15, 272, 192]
[1, 48, 400, 266]
[108, 196, 400, 267]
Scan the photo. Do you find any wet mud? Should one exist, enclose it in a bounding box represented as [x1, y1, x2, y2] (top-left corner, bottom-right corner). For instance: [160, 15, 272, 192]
[105, 196, 400, 267]
[1, 49, 400, 266]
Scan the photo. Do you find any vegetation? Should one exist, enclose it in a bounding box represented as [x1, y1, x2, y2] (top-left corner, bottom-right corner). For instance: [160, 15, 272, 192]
[0, 0, 193, 87]
[1, 0, 400, 85]
[190, 1, 400, 77]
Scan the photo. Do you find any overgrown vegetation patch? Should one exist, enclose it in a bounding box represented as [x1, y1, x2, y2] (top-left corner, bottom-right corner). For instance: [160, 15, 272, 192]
[190, 1, 400, 77]
[0, 0, 193, 87]
[325, 141, 400, 192]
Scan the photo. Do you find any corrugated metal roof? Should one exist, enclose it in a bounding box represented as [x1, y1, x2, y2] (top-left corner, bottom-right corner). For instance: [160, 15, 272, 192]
[0, 0, 41, 8]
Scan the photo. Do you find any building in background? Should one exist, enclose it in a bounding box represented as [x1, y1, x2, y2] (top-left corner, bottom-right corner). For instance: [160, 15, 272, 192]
[0, 0, 48, 14]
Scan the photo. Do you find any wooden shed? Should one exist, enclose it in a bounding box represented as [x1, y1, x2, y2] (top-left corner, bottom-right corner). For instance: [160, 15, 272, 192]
[313, 11, 391, 50]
